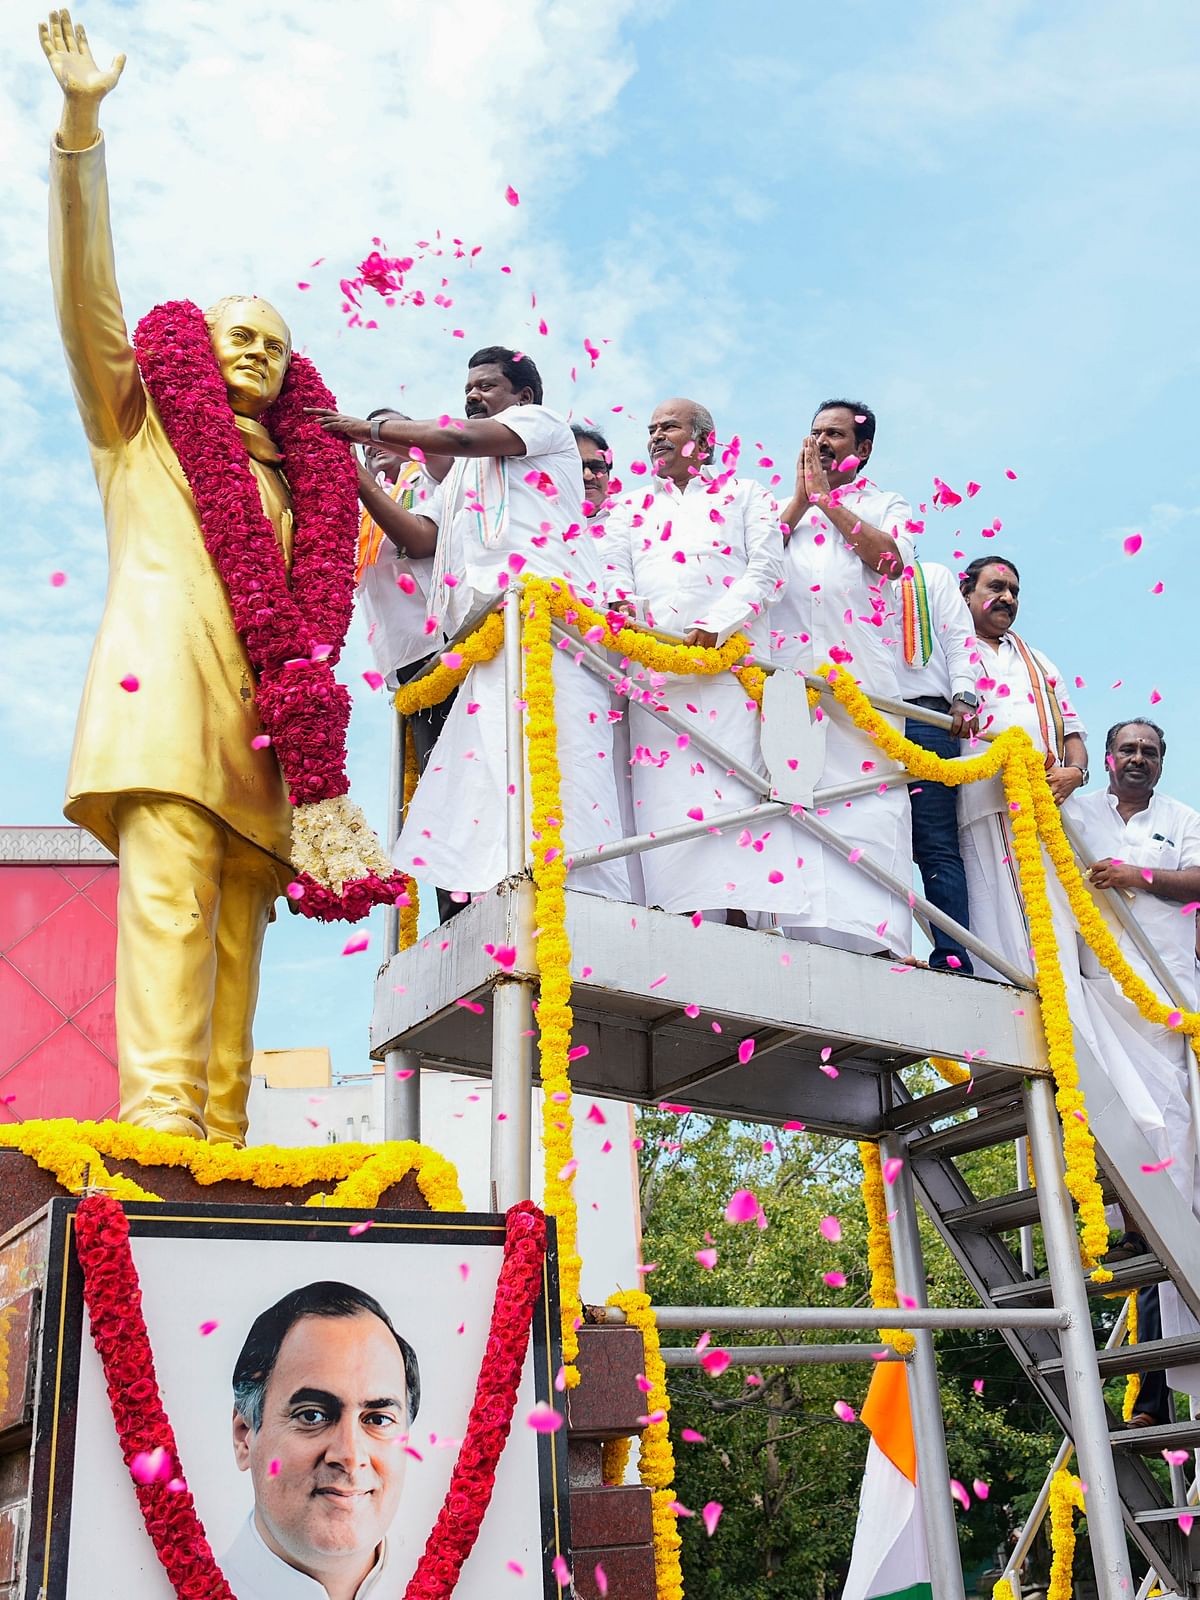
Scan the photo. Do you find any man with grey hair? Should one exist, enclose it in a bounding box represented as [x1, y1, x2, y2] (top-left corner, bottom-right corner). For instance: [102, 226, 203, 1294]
[40, 11, 340, 1145]
[224, 1281, 418, 1598]
[604, 398, 798, 923]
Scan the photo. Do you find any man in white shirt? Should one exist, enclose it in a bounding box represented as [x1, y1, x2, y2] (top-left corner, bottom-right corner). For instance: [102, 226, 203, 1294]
[771, 400, 916, 954]
[572, 422, 614, 524]
[895, 561, 981, 972]
[604, 397, 796, 921]
[957, 555, 1088, 979]
[315, 348, 629, 901]
[1069, 719, 1200, 1414]
[224, 1281, 419, 1600]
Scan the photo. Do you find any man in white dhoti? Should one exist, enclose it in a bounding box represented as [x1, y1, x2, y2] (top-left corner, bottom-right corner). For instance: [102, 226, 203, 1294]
[957, 556, 1088, 979]
[316, 348, 629, 900]
[604, 397, 797, 922]
[771, 400, 915, 954]
[895, 561, 981, 972]
[1068, 719, 1200, 1416]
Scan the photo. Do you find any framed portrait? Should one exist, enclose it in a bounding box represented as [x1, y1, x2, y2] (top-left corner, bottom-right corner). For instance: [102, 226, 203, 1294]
[26, 1199, 570, 1599]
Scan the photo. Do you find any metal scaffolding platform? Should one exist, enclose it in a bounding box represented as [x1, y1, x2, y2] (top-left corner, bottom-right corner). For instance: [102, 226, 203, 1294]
[371, 881, 1047, 1135]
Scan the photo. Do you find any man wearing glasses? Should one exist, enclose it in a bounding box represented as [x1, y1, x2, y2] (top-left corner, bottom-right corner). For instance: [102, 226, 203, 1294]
[572, 423, 613, 523]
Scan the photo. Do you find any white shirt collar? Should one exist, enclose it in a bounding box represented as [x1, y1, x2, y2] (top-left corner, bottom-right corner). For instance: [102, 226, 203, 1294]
[222, 1513, 388, 1600]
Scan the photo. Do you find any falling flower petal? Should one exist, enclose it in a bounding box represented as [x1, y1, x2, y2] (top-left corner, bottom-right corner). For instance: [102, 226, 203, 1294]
[1123, 533, 1143, 555]
[505, 185, 520, 206]
[526, 1403, 564, 1433]
[820, 1215, 842, 1242]
[737, 1037, 756, 1065]
[950, 1478, 971, 1510]
[700, 1348, 731, 1376]
[342, 934, 370, 955]
[724, 1188, 760, 1224]
[681, 1428, 707, 1443]
[833, 1400, 856, 1423]
[702, 1502, 723, 1537]
[119, 674, 140, 693]
[695, 1247, 718, 1270]
[882, 1157, 904, 1184]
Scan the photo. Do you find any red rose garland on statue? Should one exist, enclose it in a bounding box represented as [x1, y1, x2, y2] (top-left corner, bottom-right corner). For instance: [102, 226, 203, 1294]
[74, 1195, 551, 1600]
[132, 300, 410, 923]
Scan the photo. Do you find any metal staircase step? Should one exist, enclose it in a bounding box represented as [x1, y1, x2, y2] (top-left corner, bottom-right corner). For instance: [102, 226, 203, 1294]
[906, 1101, 1027, 1162]
[1040, 1331, 1200, 1379]
[1111, 1416, 1200, 1454]
[1133, 1504, 1199, 1525]
[943, 1179, 1118, 1235]
[883, 1071, 1024, 1133]
[990, 1253, 1165, 1306]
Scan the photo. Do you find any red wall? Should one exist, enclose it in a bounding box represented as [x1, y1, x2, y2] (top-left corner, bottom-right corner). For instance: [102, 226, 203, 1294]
[0, 862, 118, 1122]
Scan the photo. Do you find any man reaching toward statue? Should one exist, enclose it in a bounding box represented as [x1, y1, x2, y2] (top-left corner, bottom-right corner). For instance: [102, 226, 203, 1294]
[40, 11, 391, 1147]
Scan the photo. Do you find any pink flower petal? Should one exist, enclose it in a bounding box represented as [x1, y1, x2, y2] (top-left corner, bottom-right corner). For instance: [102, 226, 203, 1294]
[695, 1247, 718, 1270]
[737, 1037, 756, 1065]
[724, 1188, 759, 1224]
[882, 1156, 904, 1184]
[198, 1320, 219, 1336]
[950, 1478, 971, 1510]
[833, 1400, 856, 1423]
[701, 1502, 723, 1537]
[342, 934, 370, 955]
[130, 1447, 172, 1485]
[119, 674, 140, 693]
[505, 185, 520, 206]
[50, 570, 67, 587]
[823, 1271, 846, 1288]
[526, 1402, 564, 1433]
[820, 1215, 842, 1242]
[681, 1427, 707, 1443]
[700, 1348, 731, 1376]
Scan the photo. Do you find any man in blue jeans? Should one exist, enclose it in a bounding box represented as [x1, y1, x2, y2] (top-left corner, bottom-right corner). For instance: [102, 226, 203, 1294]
[895, 560, 981, 972]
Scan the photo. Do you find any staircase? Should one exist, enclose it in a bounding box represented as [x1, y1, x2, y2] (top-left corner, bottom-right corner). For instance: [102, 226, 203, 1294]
[891, 1032, 1200, 1595]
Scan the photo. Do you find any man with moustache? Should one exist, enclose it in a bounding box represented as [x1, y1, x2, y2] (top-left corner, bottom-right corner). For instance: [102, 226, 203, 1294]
[315, 350, 629, 902]
[1069, 721, 1200, 1420]
[957, 556, 1088, 978]
[225, 1282, 419, 1599]
[770, 401, 916, 954]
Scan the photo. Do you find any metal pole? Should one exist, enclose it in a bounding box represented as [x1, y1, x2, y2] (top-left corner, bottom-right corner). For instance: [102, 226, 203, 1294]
[999, 1299, 1130, 1588]
[1023, 1073, 1136, 1594]
[879, 1130, 968, 1600]
[383, 1050, 421, 1142]
[504, 594, 527, 877]
[661, 1343, 907, 1367]
[489, 979, 534, 1209]
[382, 707, 405, 959]
[1015, 1134, 1037, 1276]
[597, 1304, 1069, 1331]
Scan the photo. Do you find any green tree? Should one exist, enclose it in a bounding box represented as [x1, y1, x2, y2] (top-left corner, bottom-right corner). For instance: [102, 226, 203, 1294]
[637, 1108, 1062, 1597]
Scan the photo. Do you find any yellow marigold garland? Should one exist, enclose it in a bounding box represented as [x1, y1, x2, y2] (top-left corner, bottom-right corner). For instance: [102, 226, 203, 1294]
[1122, 1288, 1141, 1421]
[930, 1056, 971, 1085]
[607, 1290, 684, 1600]
[857, 1141, 916, 1356]
[392, 610, 505, 716]
[0, 1119, 466, 1212]
[601, 1433, 633, 1487]
[1047, 1468, 1085, 1600]
[520, 581, 584, 1386]
[991, 1581, 1017, 1600]
[537, 583, 751, 679]
[398, 724, 421, 949]
[1003, 751, 1111, 1279]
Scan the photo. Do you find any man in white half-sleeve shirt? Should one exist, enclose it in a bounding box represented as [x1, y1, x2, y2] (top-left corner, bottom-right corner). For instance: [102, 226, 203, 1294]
[1068, 719, 1200, 1413]
[770, 400, 915, 954]
[315, 347, 629, 902]
[957, 555, 1087, 979]
[895, 560, 981, 973]
[604, 398, 799, 923]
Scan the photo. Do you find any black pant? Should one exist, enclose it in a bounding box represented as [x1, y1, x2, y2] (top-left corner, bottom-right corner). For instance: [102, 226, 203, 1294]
[904, 697, 974, 974]
[1135, 1282, 1170, 1423]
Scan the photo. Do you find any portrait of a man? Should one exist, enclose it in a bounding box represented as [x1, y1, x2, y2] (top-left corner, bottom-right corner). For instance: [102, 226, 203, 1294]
[222, 1281, 421, 1600]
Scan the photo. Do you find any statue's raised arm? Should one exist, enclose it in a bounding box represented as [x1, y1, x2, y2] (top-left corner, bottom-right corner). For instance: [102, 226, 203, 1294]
[39, 8, 125, 150]
[41, 8, 144, 448]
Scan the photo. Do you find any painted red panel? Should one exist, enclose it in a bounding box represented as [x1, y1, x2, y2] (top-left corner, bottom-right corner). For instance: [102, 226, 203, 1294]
[0, 867, 74, 953]
[0, 861, 119, 1121]
[7, 894, 118, 1016]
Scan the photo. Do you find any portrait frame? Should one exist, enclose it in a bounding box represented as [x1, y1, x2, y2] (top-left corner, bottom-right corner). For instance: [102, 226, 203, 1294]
[25, 1198, 571, 1599]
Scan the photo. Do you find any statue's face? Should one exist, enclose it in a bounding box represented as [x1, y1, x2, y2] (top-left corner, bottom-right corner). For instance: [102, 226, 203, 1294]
[209, 300, 291, 416]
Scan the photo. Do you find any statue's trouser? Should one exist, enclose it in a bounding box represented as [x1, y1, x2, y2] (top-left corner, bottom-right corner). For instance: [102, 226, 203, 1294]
[111, 795, 279, 1145]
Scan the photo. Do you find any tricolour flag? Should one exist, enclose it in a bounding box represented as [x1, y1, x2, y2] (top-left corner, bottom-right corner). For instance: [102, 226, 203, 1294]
[841, 1361, 932, 1600]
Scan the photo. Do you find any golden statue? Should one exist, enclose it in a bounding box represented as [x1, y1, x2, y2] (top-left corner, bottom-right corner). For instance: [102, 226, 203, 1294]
[41, 11, 300, 1146]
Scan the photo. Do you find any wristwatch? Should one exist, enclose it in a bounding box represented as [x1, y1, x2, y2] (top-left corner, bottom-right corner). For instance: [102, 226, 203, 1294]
[954, 691, 981, 709]
[370, 416, 388, 442]
[1066, 763, 1089, 785]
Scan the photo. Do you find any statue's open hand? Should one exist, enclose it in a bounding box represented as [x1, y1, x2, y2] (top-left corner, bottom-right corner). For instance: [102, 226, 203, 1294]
[39, 10, 125, 102]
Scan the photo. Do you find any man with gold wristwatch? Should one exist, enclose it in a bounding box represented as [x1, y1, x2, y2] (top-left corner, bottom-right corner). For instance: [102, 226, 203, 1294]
[40, 11, 298, 1146]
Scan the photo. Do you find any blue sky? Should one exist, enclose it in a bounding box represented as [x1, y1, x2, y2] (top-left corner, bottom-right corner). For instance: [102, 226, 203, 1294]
[3, 0, 1199, 1077]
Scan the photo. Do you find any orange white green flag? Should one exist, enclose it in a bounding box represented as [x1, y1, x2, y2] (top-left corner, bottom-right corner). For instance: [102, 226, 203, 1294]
[841, 1361, 933, 1600]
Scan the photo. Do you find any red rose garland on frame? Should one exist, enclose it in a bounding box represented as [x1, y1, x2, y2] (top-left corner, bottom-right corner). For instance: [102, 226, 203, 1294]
[132, 300, 410, 922]
[73, 1194, 551, 1600]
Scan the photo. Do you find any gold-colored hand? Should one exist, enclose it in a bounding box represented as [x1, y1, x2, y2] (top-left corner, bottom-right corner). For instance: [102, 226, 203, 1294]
[39, 9, 126, 151]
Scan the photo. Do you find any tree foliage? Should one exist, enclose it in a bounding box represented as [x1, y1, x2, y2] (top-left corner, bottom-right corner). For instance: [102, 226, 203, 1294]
[636, 1107, 1063, 1597]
